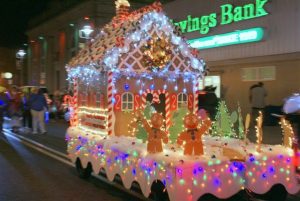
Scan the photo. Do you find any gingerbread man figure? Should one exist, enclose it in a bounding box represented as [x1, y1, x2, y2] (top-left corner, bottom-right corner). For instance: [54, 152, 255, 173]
[177, 113, 211, 156]
[140, 112, 168, 154]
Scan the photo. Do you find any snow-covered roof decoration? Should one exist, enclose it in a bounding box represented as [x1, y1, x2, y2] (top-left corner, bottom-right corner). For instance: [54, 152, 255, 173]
[66, 1, 206, 79]
[115, 0, 130, 9]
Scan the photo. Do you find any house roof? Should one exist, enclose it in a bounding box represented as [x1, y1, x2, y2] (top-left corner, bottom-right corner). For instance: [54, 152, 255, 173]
[66, 1, 206, 79]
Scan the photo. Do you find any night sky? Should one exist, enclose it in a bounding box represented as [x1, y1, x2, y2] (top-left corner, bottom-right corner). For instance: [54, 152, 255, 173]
[0, 0, 50, 48]
[0, 0, 173, 48]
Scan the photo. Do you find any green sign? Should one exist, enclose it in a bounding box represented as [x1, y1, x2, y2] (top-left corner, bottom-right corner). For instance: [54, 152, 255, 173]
[188, 27, 264, 49]
[172, 0, 269, 35]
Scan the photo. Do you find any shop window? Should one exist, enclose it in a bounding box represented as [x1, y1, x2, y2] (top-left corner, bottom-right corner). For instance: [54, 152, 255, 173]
[122, 92, 133, 111]
[177, 93, 188, 108]
[241, 66, 276, 81]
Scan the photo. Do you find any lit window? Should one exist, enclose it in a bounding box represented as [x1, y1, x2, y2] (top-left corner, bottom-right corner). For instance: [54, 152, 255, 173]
[178, 93, 188, 108]
[122, 92, 134, 111]
[241, 66, 276, 81]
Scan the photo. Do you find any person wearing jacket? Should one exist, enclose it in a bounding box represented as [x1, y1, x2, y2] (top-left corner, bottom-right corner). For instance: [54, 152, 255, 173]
[29, 87, 48, 134]
[0, 91, 9, 133]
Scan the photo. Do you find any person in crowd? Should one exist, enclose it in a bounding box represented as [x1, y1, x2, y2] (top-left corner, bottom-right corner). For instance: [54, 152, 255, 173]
[53, 90, 62, 120]
[8, 86, 22, 132]
[0, 90, 9, 133]
[29, 87, 48, 134]
[249, 82, 267, 122]
[198, 85, 219, 120]
[21, 91, 32, 130]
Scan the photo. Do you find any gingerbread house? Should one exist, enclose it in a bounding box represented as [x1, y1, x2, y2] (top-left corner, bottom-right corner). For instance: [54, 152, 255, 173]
[66, 0, 206, 137]
[65, 1, 300, 200]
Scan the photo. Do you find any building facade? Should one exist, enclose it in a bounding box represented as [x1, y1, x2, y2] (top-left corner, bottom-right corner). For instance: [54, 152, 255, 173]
[27, 0, 300, 114]
[0, 47, 20, 87]
[26, 0, 145, 93]
[164, 0, 300, 114]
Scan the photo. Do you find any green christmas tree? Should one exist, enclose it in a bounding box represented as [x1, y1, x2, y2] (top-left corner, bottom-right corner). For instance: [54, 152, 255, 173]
[211, 100, 235, 137]
[136, 102, 155, 143]
[237, 102, 245, 139]
[169, 107, 189, 143]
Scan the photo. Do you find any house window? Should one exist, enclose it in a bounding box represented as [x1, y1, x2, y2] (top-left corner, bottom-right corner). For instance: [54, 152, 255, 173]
[122, 92, 133, 111]
[241, 66, 276, 81]
[178, 93, 188, 108]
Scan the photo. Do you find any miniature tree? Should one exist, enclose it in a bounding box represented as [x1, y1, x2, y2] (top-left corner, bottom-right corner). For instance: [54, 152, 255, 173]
[237, 102, 245, 139]
[211, 100, 235, 137]
[256, 111, 263, 152]
[169, 107, 189, 143]
[135, 102, 155, 142]
[280, 117, 294, 148]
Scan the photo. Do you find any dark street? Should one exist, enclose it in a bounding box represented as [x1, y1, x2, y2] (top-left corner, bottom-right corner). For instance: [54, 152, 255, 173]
[0, 130, 143, 201]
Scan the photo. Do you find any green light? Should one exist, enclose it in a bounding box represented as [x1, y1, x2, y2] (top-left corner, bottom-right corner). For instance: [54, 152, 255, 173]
[203, 174, 207, 181]
[193, 179, 198, 186]
[132, 151, 138, 157]
[172, 0, 269, 35]
[179, 179, 185, 185]
[188, 27, 264, 50]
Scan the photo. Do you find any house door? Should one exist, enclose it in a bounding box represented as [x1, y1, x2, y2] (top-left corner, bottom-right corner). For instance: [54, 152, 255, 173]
[145, 92, 166, 117]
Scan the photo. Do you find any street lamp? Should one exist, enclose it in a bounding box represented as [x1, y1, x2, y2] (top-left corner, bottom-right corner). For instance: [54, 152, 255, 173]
[16, 49, 26, 59]
[79, 25, 94, 39]
[16, 49, 26, 85]
[1, 72, 13, 86]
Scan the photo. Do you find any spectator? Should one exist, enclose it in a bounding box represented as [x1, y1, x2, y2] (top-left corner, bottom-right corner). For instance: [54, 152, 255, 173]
[249, 82, 267, 122]
[0, 90, 9, 133]
[198, 85, 219, 120]
[8, 86, 22, 132]
[29, 87, 48, 134]
[53, 90, 62, 120]
[21, 91, 32, 130]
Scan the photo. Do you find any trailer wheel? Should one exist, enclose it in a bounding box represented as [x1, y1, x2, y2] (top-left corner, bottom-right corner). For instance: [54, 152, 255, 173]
[149, 180, 169, 201]
[247, 184, 287, 201]
[75, 159, 92, 179]
[198, 190, 248, 201]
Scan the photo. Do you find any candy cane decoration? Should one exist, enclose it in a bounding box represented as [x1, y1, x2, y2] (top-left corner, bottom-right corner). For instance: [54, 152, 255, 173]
[72, 78, 79, 126]
[107, 71, 114, 135]
[165, 91, 171, 133]
[152, 91, 160, 103]
[193, 80, 199, 114]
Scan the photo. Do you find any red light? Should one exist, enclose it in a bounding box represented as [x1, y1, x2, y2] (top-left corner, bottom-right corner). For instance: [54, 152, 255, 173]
[292, 138, 300, 184]
[84, 16, 90, 20]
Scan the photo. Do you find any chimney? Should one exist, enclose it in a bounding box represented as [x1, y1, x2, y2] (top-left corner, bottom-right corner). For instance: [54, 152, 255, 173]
[115, 0, 130, 17]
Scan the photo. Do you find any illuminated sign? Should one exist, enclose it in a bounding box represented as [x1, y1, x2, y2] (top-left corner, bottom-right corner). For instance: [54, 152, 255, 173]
[188, 27, 264, 49]
[172, 0, 269, 35]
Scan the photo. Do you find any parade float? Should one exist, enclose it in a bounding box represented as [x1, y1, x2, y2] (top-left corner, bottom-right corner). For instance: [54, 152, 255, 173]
[65, 1, 300, 200]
